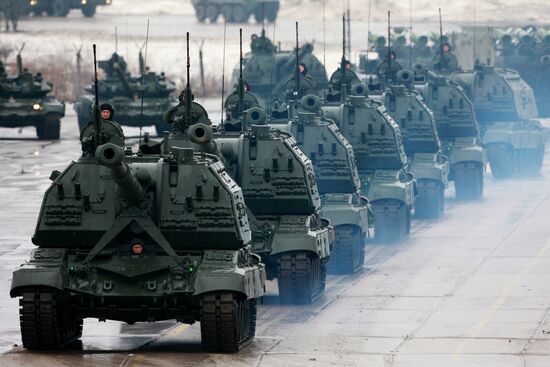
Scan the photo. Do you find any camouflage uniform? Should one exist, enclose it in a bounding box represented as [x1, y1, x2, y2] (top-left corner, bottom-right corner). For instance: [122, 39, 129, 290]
[80, 106, 126, 150]
[223, 83, 260, 131]
[329, 68, 361, 94]
[433, 50, 459, 74]
[376, 59, 403, 82]
[164, 87, 211, 130]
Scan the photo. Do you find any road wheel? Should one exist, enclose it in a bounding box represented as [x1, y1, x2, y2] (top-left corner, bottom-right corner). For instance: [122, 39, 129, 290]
[277, 251, 326, 304]
[454, 162, 483, 201]
[206, 4, 219, 23]
[372, 199, 410, 243]
[19, 288, 82, 350]
[327, 225, 364, 275]
[200, 292, 256, 352]
[195, 5, 207, 22]
[415, 179, 444, 219]
[81, 4, 96, 17]
[47, 0, 69, 17]
[231, 4, 248, 23]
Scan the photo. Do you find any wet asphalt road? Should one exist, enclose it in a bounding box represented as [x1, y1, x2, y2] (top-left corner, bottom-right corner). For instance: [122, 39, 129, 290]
[0, 107, 549, 366]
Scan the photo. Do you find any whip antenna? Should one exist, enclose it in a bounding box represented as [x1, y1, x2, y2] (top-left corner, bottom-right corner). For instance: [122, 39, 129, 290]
[473, 0, 477, 63]
[439, 8, 444, 68]
[220, 16, 227, 125]
[346, 0, 351, 58]
[387, 11, 392, 83]
[93, 44, 102, 149]
[186, 32, 192, 128]
[340, 14, 346, 100]
[409, 0, 413, 68]
[238, 28, 244, 129]
[138, 18, 150, 145]
[323, 0, 326, 98]
[295, 21, 300, 100]
[366, 0, 371, 66]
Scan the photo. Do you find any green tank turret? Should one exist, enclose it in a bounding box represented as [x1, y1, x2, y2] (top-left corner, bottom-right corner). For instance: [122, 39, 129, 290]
[237, 31, 328, 107]
[368, 69, 449, 218]
[452, 64, 545, 178]
[74, 52, 178, 136]
[192, 0, 279, 23]
[413, 66, 486, 200]
[0, 48, 65, 139]
[267, 94, 371, 274]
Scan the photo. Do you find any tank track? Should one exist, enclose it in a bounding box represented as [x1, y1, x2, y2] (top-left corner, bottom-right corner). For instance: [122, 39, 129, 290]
[19, 288, 83, 350]
[277, 251, 327, 304]
[488, 143, 545, 179]
[454, 162, 484, 201]
[36, 113, 61, 140]
[200, 292, 257, 353]
[372, 199, 411, 243]
[415, 179, 444, 219]
[327, 225, 365, 275]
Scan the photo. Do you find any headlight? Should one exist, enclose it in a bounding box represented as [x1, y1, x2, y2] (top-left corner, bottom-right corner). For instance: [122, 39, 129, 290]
[30, 0, 38, 6]
[32, 103, 42, 111]
[81, 0, 87, 4]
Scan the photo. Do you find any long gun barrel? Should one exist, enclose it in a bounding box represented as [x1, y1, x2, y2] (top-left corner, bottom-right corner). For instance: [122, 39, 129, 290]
[95, 143, 145, 204]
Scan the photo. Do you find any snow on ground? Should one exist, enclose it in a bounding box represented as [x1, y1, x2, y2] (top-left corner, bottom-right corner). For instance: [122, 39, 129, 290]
[0, 1, 548, 100]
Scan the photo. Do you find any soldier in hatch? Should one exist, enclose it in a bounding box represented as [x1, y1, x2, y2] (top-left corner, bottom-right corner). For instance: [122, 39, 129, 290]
[80, 103, 125, 149]
[164, 86, 211, 129]
[223, 81, 260, 131]
[376, 50, 403, 82]
[433, 43, 459, 74]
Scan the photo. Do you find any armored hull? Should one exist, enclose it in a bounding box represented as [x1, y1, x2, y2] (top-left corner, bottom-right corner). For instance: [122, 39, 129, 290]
[369, 82, 449, 218]
[414, 70, 486, 200]
[168, 122, 332, 304]
[11, 141, 265, 352]
[267, 96, 371, 274]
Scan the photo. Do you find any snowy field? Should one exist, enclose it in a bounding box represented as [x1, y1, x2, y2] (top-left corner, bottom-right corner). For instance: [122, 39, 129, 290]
[0, 0, 548, 99]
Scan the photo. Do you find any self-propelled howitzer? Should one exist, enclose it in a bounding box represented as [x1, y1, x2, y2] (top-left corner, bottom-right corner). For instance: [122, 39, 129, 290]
[367, 69, 449, 219]
[413, 66, 486, 200]
[11, 134, 265, 352]
[268, 95, 371, 274]
[452, 64, 545, 178]
[322, 94, 416, 243]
